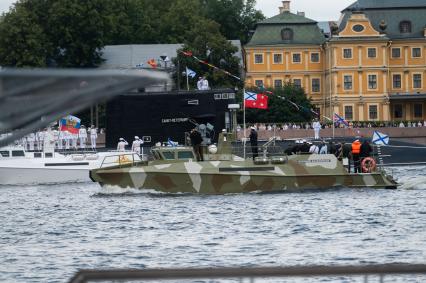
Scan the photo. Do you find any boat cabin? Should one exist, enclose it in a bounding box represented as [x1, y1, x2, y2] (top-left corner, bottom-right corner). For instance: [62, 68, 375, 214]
[151, 146, 195, 161]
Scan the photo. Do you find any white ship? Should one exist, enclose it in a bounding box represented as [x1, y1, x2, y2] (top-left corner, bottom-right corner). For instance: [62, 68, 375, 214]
[0, 144, 140, 185]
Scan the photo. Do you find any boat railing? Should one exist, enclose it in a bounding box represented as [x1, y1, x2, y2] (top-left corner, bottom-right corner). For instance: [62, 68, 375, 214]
[99, 152, 143, 168]
[68, 264, 426, 283]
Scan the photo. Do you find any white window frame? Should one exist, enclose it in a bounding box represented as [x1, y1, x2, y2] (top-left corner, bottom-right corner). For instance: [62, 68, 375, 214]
[254, 53, 264, 64]
[293, 78, 303, 88]
[411, 47, 422, 58]
[391, 47, 401, 59]
[272, 53, 283, 64]
[292, 52, 302, 64]
[412, 73, 422, 89]
[368, 104, 379, 120]
[392, 73, 402, 89]
[343, 74, 353, 91]
[344, 104, 354, 121]
[311, 78, 321, 93]
[367, 73, 378, 90]
[343, 48, 353, 59]
[274, 79, 283, 88]
[367, 47, 377, 58]
[310, 52, 320, 63]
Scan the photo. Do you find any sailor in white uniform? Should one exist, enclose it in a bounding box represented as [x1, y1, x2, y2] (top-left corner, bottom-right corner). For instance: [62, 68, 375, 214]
[90, 125, 97, 150]
[71, 132, 78, 150]
[28, 132, 36, 151]
[52, 128, 59, 149]
[201, 76, 209, 90]
[79, 125, 87, 149]
[64, 131, 71, 150]
[58, 130, 64, 150]
[117, 138, 128, 152]
[131, 136, 143, 155]
[312, 119, 321, 140]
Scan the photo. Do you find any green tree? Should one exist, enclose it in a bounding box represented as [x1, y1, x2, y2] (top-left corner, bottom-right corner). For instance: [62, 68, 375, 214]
[201, 0, 264, 43]
[240, 84, 315, 123]
[0, 3, 48, 67]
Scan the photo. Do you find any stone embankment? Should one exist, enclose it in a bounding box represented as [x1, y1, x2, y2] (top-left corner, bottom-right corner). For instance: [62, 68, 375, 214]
[237, 127, 426, 145]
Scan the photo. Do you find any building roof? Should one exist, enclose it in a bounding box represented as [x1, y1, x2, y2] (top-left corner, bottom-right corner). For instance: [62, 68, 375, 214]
[344, 0, 426, 11]
[340, 0, 426, 39]
[100, 41, 243, 69]
[260, 12, 317, 24]
[246, 12, 326, 46]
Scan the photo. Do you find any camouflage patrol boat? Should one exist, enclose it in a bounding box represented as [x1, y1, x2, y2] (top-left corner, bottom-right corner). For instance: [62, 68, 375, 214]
[90, 132, 398, 194]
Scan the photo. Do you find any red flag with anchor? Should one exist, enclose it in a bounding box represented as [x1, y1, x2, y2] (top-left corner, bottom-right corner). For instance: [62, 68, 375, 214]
[244, 92, 268, 109]
[147, 58, 157, 68]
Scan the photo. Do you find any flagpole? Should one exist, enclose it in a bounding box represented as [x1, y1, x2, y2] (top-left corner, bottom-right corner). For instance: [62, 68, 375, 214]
[332, 113, 335, 139]
[243, 88, 246, 159]
[186, 68, 189, 91]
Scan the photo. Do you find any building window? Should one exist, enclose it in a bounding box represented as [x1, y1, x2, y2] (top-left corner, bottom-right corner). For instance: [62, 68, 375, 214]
[412, 48, 421, 58]
[368, 74, 377, 89]
[414, 104, 423, 118]
[343, 48, 352, 59]
[274, 79, 283, 88]
[254, 54, 263, 64]
[369, 105, 378, 120]
[393, 104, 403, 119]
[311, 78, 320, 92]
[367, 48, 377, 58]
[344, 75, 352, 90]
[255, 80, 263, 87]
[311, 53, 320, 63]
[292, 53, 301, 63]
[293, 79, 302, 88]
[413, 74, 422, 89]
[344, 105, 353, 120]
[391, 48, 401, 58]
[399, 21, 412, 33]
[273, 54, 282, 64]
[281, 28, 294, 40]
[393, 74, 401, 89]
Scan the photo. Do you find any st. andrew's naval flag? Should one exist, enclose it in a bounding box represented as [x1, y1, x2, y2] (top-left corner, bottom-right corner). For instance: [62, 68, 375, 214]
[372, 131, 389, 145]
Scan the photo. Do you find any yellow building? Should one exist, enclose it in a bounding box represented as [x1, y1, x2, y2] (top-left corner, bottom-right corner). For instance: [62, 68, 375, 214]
[245, 0, 426, 122]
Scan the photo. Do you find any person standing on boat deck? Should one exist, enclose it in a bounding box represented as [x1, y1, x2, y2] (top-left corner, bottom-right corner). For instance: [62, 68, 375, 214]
[131, 136, 143, 155]
[197, 77, 203, 90]
[117, 138, 128, 152]
[78, 125, 87, 149]
[71, 131, 78, 150]
[360, 139, 372, 160]
[312, 118, 321, 140]
[249, 126, 258, 160]
[351, 139, 362, 173]
[190, 128, 204, 161]
[201, 76, 209, 90]
[342, 143, 352, 172]
[58, 130, 64, 150]
[90, 125, 97, 150]
[28, 132, 35, 151]
[64, 131, 71, 150]
[319, 141, 327, 154]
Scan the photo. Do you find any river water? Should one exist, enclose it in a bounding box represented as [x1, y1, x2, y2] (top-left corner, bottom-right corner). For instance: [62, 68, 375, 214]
[1, 166, 426, 283]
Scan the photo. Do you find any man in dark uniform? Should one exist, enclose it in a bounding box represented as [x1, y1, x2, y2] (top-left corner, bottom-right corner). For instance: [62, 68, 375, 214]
[190, 128, 204, 161]
[249, 126, 258, 160]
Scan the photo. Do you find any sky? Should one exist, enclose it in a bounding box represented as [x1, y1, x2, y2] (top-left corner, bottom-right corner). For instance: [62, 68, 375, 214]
[0, 0, 356, 21]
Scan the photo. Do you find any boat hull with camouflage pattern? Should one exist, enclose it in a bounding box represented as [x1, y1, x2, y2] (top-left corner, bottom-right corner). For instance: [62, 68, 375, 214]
[90, 153, 398, 194]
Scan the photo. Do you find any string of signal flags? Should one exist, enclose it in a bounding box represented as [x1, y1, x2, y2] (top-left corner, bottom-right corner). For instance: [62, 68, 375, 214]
[180, 49, 325, 116]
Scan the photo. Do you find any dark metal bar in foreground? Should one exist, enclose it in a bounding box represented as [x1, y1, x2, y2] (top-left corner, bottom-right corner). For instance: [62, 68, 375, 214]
[69, 264, 426, 283]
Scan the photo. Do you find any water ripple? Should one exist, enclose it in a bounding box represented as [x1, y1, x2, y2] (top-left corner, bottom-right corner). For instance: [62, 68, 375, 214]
[0, 167, 425, 282]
